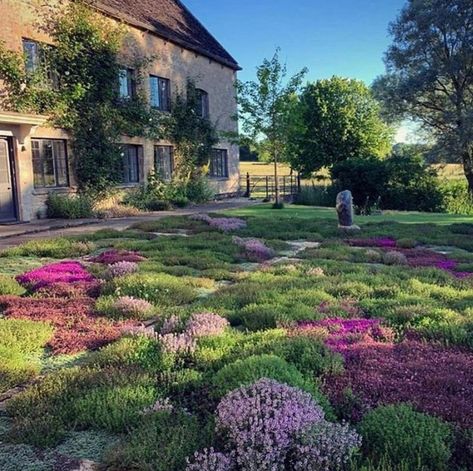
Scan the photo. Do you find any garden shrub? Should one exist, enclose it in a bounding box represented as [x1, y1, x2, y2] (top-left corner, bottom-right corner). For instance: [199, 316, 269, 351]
[210, 354, 333, 416]
[87, 335, 165, 372]
[359, 404, 453, 470]
[73, 384, 157, 432]
[383, 251, 408, 266]
[0, 275, 24, 295]
[185, 312, 229, 338]
[95, 295, 156, 320]
[46, 193, 94, 219]
[271, 335, 345, 377]
[186, 448, 235, 471]
[215, 378, 325, 470]
[0, 238, 95, 258]
[104, 411, 211, 471]
[290, 421, 362, 470]
[104, 273, 197, 306]
[7, 367, 154, 447]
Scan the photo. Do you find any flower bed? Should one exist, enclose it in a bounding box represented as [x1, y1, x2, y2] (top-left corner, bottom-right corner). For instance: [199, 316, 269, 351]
[0, 296, 132, 354]
[16, 261, 95, 291]
[297, 318, 394, 355]
[324, 338, 473, 428]
[348, 237, 397, 248]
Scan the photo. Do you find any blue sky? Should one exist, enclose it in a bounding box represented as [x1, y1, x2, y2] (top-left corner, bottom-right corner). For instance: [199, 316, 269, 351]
[185, 0, 406, 85]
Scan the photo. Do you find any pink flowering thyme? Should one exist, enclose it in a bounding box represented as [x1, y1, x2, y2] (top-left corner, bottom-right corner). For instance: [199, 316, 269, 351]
[216, 378, 325, 470]
[113, 296, 154, 319]
[186, 448, 235, 471]
[191, 214, 247, 232]
[107, 261, 139, 279]
[233, 236, 274, 262]
[185, 312, 229, 338]
[16, 261, 94, 290]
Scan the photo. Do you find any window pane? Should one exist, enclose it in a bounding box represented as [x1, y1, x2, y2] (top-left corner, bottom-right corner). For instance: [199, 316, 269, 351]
[23, 39, 39, 73]
[150, 76, 160, 108]
[53, 141, 68, 186]
[119, 69, 129, 98]
[210, 149, 228, 178]
[154, 146, 173, 181]
[123, 145, 140, 183]
[42, 141, 56, 187]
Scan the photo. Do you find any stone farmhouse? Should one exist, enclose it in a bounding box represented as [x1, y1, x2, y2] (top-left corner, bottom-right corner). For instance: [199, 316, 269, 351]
[0, 0, 240, 222]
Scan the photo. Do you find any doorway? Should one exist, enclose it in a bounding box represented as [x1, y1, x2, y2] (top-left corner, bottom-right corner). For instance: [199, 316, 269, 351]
[0, 137, 17, 222]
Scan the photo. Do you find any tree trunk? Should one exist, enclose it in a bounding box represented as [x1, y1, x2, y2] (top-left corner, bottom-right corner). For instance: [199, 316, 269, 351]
[273, 152, 280, 205]
[461, 145, 473, 196]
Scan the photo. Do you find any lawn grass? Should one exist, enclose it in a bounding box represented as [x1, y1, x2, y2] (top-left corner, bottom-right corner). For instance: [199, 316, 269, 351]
[0, 204, 473, 470]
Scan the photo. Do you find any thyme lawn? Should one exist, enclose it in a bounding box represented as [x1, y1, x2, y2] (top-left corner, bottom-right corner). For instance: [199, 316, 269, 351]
[0, 205, 472, 470]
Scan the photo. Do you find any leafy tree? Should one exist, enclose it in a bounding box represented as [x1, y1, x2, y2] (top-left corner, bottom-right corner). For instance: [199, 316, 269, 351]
[373, 0, 473, 194]
[237, 49, 307, 205]
[287, 77, 393, 176]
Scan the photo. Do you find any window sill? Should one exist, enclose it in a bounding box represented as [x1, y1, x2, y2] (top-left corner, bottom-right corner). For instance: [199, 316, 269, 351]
[117, 183, 141, 189]
[208, 177, 230, 181]
[32, 187, 73, 196]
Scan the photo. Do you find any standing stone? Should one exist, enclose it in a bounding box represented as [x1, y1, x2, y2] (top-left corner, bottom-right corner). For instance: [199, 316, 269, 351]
[336, 190, 359, 230]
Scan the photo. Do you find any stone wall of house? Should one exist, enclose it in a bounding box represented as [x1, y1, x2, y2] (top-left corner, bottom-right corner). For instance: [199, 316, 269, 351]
[0, 0, 240, 221]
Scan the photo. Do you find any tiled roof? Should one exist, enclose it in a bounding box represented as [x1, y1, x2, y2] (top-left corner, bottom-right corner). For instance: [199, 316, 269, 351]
[96, 0, 240, 70]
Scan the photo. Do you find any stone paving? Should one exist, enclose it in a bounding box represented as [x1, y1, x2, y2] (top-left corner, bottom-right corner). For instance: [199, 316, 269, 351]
[0, 199, 257, 249]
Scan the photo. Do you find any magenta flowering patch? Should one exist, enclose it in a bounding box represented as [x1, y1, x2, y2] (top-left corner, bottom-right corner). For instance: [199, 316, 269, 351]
[297, 318, 393, 354]
[16, 261, 95, 290]
[324, 340, 473, 428]
[348, 237, 397, 248]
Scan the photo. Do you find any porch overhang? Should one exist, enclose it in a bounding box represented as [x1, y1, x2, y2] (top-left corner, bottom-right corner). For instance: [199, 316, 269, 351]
[0, 111, 49, 145]
[0, 111, 48, 126]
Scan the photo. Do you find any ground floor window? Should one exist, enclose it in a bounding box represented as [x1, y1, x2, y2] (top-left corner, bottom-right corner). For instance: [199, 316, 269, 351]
[31, 139, 69, 188]
[154, 146, 174, 181]
[122, 145, 141, 184]
[209, 149, 229, 178]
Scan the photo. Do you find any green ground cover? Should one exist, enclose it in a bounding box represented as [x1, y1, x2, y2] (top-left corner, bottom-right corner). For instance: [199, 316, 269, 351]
[0, 205, 472, 470]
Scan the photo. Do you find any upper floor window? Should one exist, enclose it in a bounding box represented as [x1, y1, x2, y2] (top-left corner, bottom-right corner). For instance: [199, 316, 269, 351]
[22, 38, 59, 89]
[196, 89, 210, 119]
[119, 68, 136, 99]
[32, 139, 69, 188]
[149, 75, 171, 111]
[154, 146, 174, 181]
[209, 149, 229, 178]
[122, 144, 141, 184]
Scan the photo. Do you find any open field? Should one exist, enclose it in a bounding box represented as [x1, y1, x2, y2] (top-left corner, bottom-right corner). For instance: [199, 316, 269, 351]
[241, 161, 464, 181]
[0, 205, 473, 470]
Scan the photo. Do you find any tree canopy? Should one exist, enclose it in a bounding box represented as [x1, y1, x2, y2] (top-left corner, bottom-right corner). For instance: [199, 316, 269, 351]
[287, 77, 392, 176]
[372, 0, 473, 194]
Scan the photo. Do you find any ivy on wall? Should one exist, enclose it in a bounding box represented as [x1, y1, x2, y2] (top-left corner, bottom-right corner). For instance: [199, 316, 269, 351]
[0, 1, 218, 196]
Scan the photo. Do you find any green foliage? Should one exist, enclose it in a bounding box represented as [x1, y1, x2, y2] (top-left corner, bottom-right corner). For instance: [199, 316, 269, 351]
[0, 275, 24, 295]
[288, 77, 392, 175]
[73, 384, 156, 432]
[46, 193, 94, 219]
[87, 335, 166, 372]
[0, 237, 95, 258]
[163, 80, 219, 182]
[295, 184, 338, 207]
[103, 411, 210, 471]
[359, 404, 453, 470]
[237, 48, 307, 204]
[0, 319, 53, 393]
[210, 354, 333, 417]
[372, 0, 473, 194]
[330, 150, 445, 212]
[104, 273, 198, 306]
[440, 180, 473, 215]
[6, 367, 154, 446]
